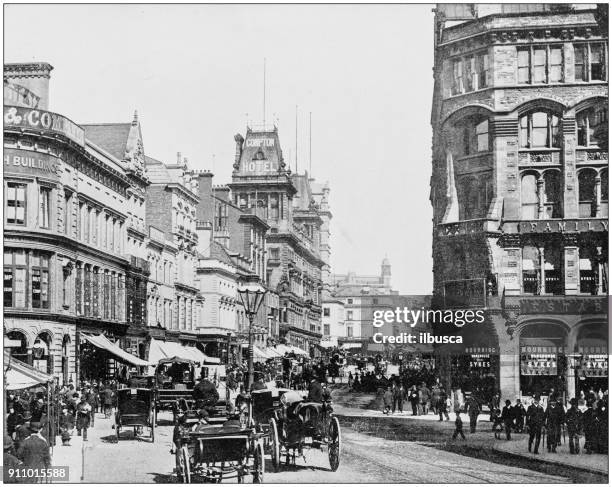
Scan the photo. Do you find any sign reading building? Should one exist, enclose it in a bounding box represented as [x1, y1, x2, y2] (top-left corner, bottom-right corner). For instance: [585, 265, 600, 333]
[4, 149, 61, 179]
[4, 105, 85, 147]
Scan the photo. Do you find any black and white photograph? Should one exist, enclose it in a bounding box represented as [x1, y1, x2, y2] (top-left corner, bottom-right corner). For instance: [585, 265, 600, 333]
[2, 2, 609, 484]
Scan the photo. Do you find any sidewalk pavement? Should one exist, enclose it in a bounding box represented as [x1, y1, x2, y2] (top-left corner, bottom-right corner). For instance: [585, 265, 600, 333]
[334, 403, 608, 475]
[492, 434, 608, 475]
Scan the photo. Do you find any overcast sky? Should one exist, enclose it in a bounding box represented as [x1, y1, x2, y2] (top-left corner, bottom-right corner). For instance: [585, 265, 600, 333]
[5, 4, 435, 294]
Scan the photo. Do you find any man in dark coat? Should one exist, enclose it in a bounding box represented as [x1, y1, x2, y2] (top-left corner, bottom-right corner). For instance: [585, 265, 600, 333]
[16, 422, 51, 472]
[307, 378, 323, 402]
[193, 372, 219, 411]
[501, 400, 514, 440]
[76, 397, 92, 441]
[545, 398, 565, 453]
[595, 399, 608, 454]
[513, 399, 526, 433]
[59, 407, 75, 446]
[4, 434, 23, 483]
[526, 396, 546, 454]
[85, 386, 98, 427]
[466, 395, 481, 433]
[409, 386, 419, 416]
[565, 398, 583, 454]
[393, 382, 405, 413]
[102, 385, 114, 418]
[437, 389, 449, 421]
[583, 400, 598, 454]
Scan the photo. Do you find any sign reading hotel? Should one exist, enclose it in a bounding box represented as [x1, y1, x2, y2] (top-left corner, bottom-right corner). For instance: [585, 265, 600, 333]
[242, 136, 279, 175]
[4, 105, 85, 147]
[4, 149, 61, 180]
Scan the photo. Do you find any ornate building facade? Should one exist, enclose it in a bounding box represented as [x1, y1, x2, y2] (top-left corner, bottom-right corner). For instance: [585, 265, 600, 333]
[431, 4, 608, 402]
[228, 126, 327, 354]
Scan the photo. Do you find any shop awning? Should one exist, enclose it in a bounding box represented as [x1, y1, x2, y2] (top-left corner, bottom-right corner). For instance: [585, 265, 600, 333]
[254, 346, 272, 360]
[4, 350, 54, 390]
[265, 347, 283, 358]
[289, 345, 309, 356]
[148, 338, 210, 365]
[81, 334, 152, 367]
[340, 343, 362, 350]
[275, 344, 293, 355]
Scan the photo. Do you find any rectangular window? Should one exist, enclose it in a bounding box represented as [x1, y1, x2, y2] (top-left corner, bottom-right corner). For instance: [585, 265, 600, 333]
[323, 324, 330, 336]
[531, 112, 549, 147]
[84, 266, 91, 316]
[464, 56, 475, 92]
[76, 265, 83, 314]
[451, 58, 463, 95]
[6, 182, 27, 225]
[590, 44, 604, 81]
[517, 48, 530, 84]
[270, 193, 279, 219]
[4, 269, 14, 308]
[347, 325, 353, 338]
[64, 193, 71, 235]
[575, 44, 587, 81]
[476, 120, 489, 152]
[39, 187, 51, 229]
[533, 47, 547, 83]
[477, 52, 489, 89]
[31, 252, 50, 309]
[347, 310, 353, 320]
[549, 47, 563, 82]
[323, 307, 330, 317]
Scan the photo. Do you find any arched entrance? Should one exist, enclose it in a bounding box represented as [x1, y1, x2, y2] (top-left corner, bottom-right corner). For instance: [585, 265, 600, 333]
[7, 330, 28, 363]
[574, 322, 608, 397]
[519, 322, 567, 400]
[32, 332, 53, 375]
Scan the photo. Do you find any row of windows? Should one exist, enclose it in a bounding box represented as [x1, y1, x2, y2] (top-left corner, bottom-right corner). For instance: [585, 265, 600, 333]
[458, 105, 607, 157]
[235, 192, 283, 220]
[4, 250, 50, 309]
[521, 245, 607, 295]
[4, 181, 126, 254]
[449, 42, 607, 97]
[75, 264, 124, 320]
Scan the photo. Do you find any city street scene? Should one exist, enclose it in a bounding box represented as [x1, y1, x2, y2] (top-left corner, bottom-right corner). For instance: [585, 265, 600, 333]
[2, 2, 609, 485]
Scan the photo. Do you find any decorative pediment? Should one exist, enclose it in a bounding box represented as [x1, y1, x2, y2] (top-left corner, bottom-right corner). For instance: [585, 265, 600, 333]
[124, 111, 146, 174]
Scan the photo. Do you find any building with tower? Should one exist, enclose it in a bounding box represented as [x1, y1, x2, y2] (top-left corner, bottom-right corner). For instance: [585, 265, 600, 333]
[228, 125, 327, 354]
[431, 4, 608, 403]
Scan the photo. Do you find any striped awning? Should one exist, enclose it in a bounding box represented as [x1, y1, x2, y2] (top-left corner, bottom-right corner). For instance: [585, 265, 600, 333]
[81, 334, 152, 367]
[4, 350, 53, 390]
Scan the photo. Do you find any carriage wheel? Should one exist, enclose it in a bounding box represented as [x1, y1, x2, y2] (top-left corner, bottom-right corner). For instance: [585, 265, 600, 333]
[177, 446, 191, 483]
[269, 418, 280, 472]
[328, 417, 341, 472]
[253, 442, 264, 483]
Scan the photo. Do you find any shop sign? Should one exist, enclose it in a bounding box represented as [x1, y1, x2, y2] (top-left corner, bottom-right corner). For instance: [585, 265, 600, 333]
[520, 353, 558, 376]
[4, 149, 61, 179]
[242, 159, 279, 174]
[4, 82, 41, 108]
[438, 220, 486, 237]
[4, 105, 85, 147]
[519, 297, 607, 315]
[579, 354, 608, 377]
[246, 137, 275, 148]
[517, 219, 608, 234]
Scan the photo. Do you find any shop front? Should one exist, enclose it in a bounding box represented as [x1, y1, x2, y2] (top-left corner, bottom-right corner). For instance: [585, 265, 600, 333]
[573, 322, 608, 397]
[519, 322, 568, 402]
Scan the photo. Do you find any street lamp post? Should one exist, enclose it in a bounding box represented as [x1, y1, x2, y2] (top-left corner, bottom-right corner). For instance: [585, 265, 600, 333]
[237, 275, 267, 391]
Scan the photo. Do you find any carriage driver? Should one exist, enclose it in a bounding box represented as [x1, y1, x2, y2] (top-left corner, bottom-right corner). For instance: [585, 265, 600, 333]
[192, 368, 219, 413]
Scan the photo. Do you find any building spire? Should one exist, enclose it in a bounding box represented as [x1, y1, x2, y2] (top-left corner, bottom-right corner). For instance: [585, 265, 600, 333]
[132, 109, 138, 125]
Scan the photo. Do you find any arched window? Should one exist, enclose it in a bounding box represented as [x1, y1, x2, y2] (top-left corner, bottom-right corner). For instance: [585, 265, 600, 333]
[578, 169, 597, 217]
[577, 106, 608, 147]
[519, 111, 560, 148]
[521, 173, 538, 219]
[61, 335, 71, 385]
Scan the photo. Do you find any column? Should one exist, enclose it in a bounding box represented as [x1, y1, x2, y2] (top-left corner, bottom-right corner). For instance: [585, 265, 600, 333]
[563, 234, 579, 295]
[536, 177, 545, 219]
[596, 246, 604, 295]
[538, 246, 545, 295]
[119, 274, 126, 321]
[595, 174, 602, 217]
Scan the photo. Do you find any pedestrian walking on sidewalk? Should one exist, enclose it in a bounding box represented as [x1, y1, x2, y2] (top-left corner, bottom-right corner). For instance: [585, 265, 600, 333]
[437, 390, 450, 421]
[452, 412, 466, 440]
[76, 398, 92, 441]
[545, 398, 564, 453]
[85, 385, 98, 427]
[409, 386, 419, 416]
[382, 386, 393, 415]
[59, 407, 75, 446]
[16, 422, 51, 475]
[526, 396, 546, 454]
[393, 383, 405, 413]
[491, 408, 503, 439]
[103, 383, 114, 419]
[502, 400, 514, 440]
[565, 398, 583, 454]
[467, 395, 481, 433]
[513, 399, 526, 433]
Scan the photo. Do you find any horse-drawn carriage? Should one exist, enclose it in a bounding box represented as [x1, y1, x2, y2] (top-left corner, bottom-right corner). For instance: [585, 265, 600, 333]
[250, 388, 341, 472]
[175, 417, 266, 483]
[114, 387, 156, 442]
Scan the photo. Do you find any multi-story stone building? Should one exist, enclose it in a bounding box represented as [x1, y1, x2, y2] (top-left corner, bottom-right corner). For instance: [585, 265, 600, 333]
[431, 4, 608, 402]
[194, 171, 277, 362]
[143, 154, 203, 348]
[228, 126, 327, 354]
[3, 62, 136, 382]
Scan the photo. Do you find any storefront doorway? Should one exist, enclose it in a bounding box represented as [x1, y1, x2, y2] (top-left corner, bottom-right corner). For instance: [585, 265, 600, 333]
[575, 323, 608, 398]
